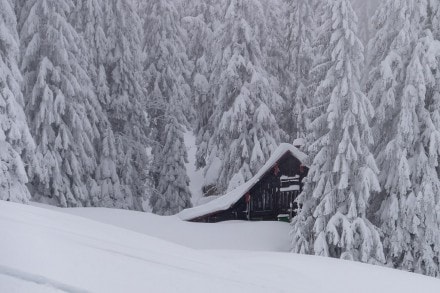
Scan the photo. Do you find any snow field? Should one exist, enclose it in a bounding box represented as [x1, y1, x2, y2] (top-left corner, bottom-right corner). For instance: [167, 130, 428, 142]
[1, 201, 440, 293]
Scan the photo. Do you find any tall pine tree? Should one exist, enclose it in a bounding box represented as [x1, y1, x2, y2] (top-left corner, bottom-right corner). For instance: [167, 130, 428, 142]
[71, 0, 126, 208]
[182, 0, 220, 169]
[0, 0, 34, 202]
[368, 0, 440, 276]
[202, 0, 285, 194]
[20, 0, 106, 207]
[282, 0, 314, 140]
[292, 0, 384, 264]
[142, 0, 193, 215]
[104, 0, 150, 211]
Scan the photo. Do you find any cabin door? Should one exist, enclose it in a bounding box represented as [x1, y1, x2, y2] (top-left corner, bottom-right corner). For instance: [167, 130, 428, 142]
[279, 175, 301, 217]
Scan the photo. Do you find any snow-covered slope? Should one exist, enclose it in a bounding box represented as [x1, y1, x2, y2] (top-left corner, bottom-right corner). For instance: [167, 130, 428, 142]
[2, 202, 440, 293]
[32, 203, 291, 252]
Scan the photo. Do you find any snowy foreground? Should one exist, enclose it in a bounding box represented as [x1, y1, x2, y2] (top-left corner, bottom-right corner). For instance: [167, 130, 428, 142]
[1, 202, 440, 293]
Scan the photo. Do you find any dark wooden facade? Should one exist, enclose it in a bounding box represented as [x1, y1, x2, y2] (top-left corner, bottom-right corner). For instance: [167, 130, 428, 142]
[190, 152, 308, 223]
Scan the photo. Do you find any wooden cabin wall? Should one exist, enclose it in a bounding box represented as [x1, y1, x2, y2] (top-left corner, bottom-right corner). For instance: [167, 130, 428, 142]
[247, 153, 307, 220]
[190, 152, 309, 223]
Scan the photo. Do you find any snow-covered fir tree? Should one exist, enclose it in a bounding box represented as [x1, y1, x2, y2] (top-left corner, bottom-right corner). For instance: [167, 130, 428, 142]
[19, 0, 107, 207]
[182, 0, 215, 128]
[0, 0, 34, 202]
[407, 29, 440, 277]
[368, 0, 440, 276]
[141, 0, 193, 215]
[104, 0, 151, 211]
[298, 3, 330, 155]
[282, 0, 314, 140]
[71, 0, 108, 92]
[291, 0, 384, 264]
[201, 0, 285, 194]
[367, 0, 419, 264]
[259, 0, 288, 142]
[70, 0, 127, 208]
[181, 0, 220, 169]
[149, 110, 192, 215]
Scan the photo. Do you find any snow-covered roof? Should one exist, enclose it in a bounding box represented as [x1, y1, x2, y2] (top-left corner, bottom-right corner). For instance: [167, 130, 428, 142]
[178, 144, 307, 221]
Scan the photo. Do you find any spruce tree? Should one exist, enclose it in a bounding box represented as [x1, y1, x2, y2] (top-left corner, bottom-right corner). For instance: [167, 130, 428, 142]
[203, 0, 285, 194]
[71, 0, 126, 209]
[407, 30, 440, 276]
[0, 0, 34, 202]
[282, 0, 314, 140]
[20, 0, 105, 207]
[182, 0, 219, 169]
[292, 0, 384, 264]
[368, 0, 440, 276]
[150, 110, 192, 215]
[104, 0, 150, 210]
[142, 0, 193, 215]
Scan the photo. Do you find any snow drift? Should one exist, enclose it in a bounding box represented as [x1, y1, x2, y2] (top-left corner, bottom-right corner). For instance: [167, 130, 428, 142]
[1, 201, 440, 293]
